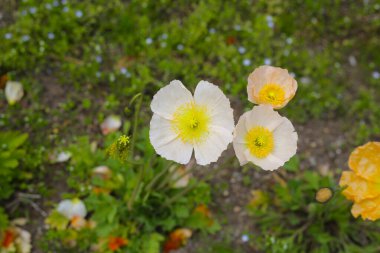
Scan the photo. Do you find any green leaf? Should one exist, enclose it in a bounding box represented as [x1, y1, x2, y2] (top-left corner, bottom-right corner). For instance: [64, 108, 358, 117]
[45, 210, 69, 230]
[141, 233, 164, 253]
[283, 155, 300, 172]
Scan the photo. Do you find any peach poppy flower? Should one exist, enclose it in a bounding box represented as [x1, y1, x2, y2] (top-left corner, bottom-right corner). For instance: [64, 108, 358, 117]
[339, 142, 380, 221]
[247, 65, 297, 109]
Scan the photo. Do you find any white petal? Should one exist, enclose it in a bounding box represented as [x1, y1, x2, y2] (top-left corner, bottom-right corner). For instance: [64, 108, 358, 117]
[244, 149, 283, 171]
[245, 105, 283, 131]
[56, 151, 72, 162]
[5, 81, 24, 105]
[57, 199, 74, 218]
[100, 115, 122, 135]
[150, 114, 178, 150]
[194, 126, 232, 165]
[71, 200, 87, 218]
[151, 80, 193, 120]
[57, 199, 86, 219]
[93, 166, 111, 177]
[15, 228, 31, 253]
[272, 118, 298, 164]
[149, 114, 193, 164]
[194, 80, 234, 131]
[233, 111, 250, 165]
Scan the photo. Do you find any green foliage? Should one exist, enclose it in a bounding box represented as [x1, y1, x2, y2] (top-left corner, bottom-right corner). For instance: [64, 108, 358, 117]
[248, 171, 380, 253]
[45, 210, 70, 231]
[0, 208, 9, 231]
[43, 127, 218, 252]
[0, 131, 28, 199]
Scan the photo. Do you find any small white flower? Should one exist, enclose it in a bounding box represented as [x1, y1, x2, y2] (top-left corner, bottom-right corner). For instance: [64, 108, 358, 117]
[266, 15, 274, 28]
[286, 37, 293, 44]
[96, 71, 101, 78]
[45, 3, 52, 9]
[243, 59, 251, 66]
[348, 55, 357, 66]
[56, 151, 72, 162]
[21, 35, 30, 42]
[48, 32, 55, 39]
[300, 76, 311, 85]
[5, 81, 24, 105]
[264, 58, 272, 65]
[100, 115, 122, 135]
[372, 71, 380, 79]
[161, 33, 168, 40]
[95, 55, 102, 63]
[75, 10, 83, 18]
[4, 33, 12, 39]
[233, 105, 298, 171]
[177, 44, 184, 51]
[241, 234, 249, 242]
[29, 7, 37, 14]
[238, 46, 246, 54]
[234, 24, 241, 31]
[57, 199, 87, 219]
[150, 80, 234, 165]
[209, 28, 216, 34]
[146, 37, 153, 45]
[120, 67, 127, 74]
[63, 6, 69, 12]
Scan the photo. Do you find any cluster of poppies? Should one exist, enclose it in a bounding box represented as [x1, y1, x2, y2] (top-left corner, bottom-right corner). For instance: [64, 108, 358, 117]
[149, 65, 298, 171]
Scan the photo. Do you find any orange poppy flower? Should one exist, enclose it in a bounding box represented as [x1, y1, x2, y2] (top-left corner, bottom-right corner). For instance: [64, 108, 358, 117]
[339, 142, 380, 221]
[163, 228, 192, 253]
[108, 237, 128, 251]
[1, 229, 15, 248]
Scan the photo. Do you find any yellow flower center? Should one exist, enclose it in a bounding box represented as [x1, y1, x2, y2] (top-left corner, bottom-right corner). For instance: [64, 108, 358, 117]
[172, 102, 210, 144]
[245, 126, 274, 158]
[258, 84, 286, 107]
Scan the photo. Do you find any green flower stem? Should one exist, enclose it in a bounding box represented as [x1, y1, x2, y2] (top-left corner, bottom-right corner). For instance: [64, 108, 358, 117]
[164, 156, 235, 206]
[144, 162, 173, 194]
[163, 162, 198, 193]
[156, 158, 195, 191]
[128, 156, 149, 211]
[129, 94, 143, 159]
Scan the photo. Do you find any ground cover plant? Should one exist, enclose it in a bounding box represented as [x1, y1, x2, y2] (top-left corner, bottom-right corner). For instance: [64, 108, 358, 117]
[1, 0, 380, 253]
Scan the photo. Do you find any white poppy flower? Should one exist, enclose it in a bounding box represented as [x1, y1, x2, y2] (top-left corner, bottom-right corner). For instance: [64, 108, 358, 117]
[57, 199, 87, 219]
[247, 65, 297, 109]
[5, 81, 24, 105]
[100, 115, 122, 135]
[233, 105, 297, 171]
[150, 80, 234, 165]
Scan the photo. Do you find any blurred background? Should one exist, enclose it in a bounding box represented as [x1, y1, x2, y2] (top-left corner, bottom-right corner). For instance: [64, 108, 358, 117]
[0, 1, 379, 253]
